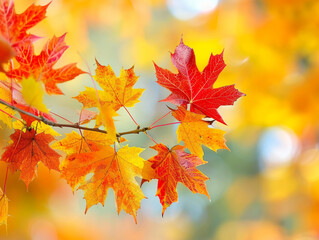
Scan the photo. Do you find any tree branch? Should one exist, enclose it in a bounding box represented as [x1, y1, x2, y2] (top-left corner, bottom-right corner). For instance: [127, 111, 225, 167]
[0, 99, 149, 136]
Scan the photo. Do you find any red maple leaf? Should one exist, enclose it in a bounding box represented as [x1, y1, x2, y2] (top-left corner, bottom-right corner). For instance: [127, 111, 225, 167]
[154, 38, 245, 125]
[146, 143, 209, 215]
[7, 34, 85, 95]
[1, 129, 60, 188]
[0, 0, 49, 48]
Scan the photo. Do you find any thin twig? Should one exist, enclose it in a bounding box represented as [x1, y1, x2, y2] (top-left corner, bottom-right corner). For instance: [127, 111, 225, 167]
[149, 122, 180, 129]
[149, 110, 172, 128]
[117, 127, 149, 137]
[0, 98, 150, 137]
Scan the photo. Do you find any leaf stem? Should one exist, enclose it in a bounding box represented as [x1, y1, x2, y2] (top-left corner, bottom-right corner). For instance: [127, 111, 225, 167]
[149, 110, 172, 128]
[122, 105, 139, 126]
[50, 111, 74, 124]
[0, 108, 24, 124]
[144, 132, 158, 145]
[149, 122, 180, 129]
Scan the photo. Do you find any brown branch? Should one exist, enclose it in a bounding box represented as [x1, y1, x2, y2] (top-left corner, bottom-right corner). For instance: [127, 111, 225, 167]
[117, 127, 149, 137]
[0, 99, 149, 137]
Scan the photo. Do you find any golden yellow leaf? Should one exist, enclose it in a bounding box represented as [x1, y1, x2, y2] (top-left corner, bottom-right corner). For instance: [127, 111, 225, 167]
[172, 107, 229, 160]
[74, 60, 144, 111]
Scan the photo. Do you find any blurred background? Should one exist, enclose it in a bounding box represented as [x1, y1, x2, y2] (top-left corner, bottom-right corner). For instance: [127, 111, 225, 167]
[1, 0, 319, 239]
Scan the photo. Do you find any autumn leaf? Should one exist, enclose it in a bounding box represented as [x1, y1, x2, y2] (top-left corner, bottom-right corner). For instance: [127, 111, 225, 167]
[172, 106, 229, 160]
[60, 145, 145, 222]
[0, 36, 15, 72]
[154, 38, 245, 125]
[0, 0, 48, 47]
[74, 60, 144, 111]
[1, 129, 60, 188]
[0, 188, 8, 227]
[7, 34, 85, 95]
[146, 143, 209, 215]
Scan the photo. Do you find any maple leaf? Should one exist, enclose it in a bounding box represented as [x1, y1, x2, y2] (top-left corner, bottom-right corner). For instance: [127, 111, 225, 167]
[146, 143, 209, 215]
[0, 35, 15, 72]
[0, 188, 8, 227]
[7, 34, 85, 95]
[0, 0, 48, 47]
[154, 38, 245, 125]
[172, 106, 229, 160]
[74, 60, 144, 111]
[1, 129, 60, 188]
[60, 145, 145, 222]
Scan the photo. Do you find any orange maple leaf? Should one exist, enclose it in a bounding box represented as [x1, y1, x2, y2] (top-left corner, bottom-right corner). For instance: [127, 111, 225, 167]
[172, 106, 229, 160]
[0, 0, 48, 47]
[7, 34, 85, 95]
[60, 145, 145, 222]
[1, 129, 60, 188]
[145, 143, 209, 215]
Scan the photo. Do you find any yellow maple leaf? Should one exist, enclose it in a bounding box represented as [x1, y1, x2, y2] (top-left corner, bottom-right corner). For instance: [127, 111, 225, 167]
[172, 107, 229, 160]
[74, 60, 144, 111]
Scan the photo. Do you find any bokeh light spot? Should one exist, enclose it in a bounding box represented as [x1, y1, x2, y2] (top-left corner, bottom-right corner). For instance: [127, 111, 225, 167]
[258, 127, 299, 169]
[166, 0, 219, 20]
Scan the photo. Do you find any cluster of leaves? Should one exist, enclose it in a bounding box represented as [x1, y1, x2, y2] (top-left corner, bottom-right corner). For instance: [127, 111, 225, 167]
[0, 0, 244, 225]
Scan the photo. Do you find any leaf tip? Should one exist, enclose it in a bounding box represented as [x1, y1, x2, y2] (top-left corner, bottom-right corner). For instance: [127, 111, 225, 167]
[180, 34, 184, 45]
[95, 58, 101, 66]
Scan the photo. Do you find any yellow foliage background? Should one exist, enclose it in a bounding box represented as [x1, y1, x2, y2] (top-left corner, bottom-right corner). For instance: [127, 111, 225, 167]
[1, 0, 319, 239]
